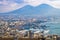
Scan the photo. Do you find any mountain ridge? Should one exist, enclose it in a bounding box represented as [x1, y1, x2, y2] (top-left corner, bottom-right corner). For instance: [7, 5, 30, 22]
[0, 4, 60, 17]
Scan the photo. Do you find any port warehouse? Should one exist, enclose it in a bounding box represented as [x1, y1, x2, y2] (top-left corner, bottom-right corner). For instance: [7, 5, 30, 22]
[0, 35, 60, 40]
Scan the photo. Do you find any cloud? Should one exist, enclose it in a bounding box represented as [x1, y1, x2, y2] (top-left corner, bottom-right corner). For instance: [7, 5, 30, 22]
[0, 0, 27, 13]
[0, 0, 60, 13]
[46, 1, 60, 8]
[24, 0, 44, 6]
[0, 3, 26, 13]
[24, 0, 60, 8]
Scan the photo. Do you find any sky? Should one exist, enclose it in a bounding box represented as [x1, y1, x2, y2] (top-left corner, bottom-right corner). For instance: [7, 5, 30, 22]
[0, 0, 60, 16]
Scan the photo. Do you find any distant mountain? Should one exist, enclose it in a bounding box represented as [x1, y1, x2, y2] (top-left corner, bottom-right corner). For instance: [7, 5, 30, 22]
[0, 4, 60, 17]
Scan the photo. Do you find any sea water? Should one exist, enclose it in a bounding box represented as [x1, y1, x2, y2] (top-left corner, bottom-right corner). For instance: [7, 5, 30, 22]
[9, 20, 60, 35]
[46, 22, 60, 35]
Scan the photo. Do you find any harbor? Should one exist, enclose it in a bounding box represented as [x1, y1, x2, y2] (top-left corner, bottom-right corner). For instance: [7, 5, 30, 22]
[0, 0, 60, 40]
[0, 18, 60, 40]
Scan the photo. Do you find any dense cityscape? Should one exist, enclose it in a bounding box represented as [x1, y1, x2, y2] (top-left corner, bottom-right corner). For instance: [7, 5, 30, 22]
[0, 16, 60, 40]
